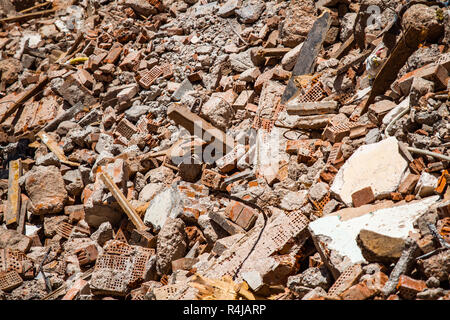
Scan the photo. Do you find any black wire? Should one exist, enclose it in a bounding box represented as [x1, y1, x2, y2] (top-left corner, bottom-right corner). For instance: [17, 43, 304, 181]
[283, 129, 303, 141]
[209, 189, 269, 280]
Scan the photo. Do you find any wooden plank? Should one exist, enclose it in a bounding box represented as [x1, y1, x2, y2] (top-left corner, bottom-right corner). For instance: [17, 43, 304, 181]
[331, 34, 355, 60]
[99, 172, 147, 232]
[362, 27, 428, 111]
[0, 76, 49, 124]
[56, 33, 84, 64]
[16, 194, 28, 234]
[44, 102, 94, 132]
[18, 1, 51, 14]
[37, 131, 80, 167]
[5, 159, 22, 226]
[0, 8, 56, 23]
[281, 11, 332, 104]
[333, 49, 372, 76]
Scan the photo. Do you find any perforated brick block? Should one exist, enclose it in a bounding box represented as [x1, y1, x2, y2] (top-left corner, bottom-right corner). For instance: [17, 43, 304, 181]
[311, 193, 330, 216]
[397, 275, 426, 300]
[328, 264, 363, 297]
[104, 240, 133, 255]
[55, 222, 73, 239]
[327, 143, 343, 165]
[297, 81, 327, 103]
[322, 122, 356, 143]
[0, 271, 23, 291]
[115, 118, 138, 140]
[337, 90, 355, 105]
[153, 283, 186, 300]
[252, 116, 262, 129]
[90, 241, 153, 296]
[138, 66, 164, 89]
[1, 249, 29, 274]
[91, 254, 132, 296]
[204, 210, 309, 281]
[129, 247, 153, 287]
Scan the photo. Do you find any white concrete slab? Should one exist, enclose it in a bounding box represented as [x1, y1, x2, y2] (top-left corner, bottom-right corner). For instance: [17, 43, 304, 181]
[309, 195, 439, 266]
[330, 137, 408, 206]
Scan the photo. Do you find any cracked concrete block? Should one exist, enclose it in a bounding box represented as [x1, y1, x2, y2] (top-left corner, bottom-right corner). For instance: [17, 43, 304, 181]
[309, 196, 439, 278]
[330, 137, 408, 206]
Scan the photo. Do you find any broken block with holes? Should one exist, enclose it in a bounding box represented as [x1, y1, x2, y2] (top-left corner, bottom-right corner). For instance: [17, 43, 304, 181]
[89, 240, 154, 297]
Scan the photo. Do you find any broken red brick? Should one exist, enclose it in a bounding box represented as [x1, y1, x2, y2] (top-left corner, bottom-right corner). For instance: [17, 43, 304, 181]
[351, 186, 375, 207]
[104, 43, 123, 65]
[62, 279, 88, 300]
[398, 173, 420, 195]
[397, 275, 426, 300]
[339, 282, 373, 300]
[225, 201, 257, 231]
[390, 192, 403, 201]
[64, 204, 85, 223]
[75, 69, 94, 90]
[75, 244, 99, 266]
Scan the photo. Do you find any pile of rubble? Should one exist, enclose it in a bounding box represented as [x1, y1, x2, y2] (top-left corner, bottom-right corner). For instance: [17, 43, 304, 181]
[0, 0, 449, 300]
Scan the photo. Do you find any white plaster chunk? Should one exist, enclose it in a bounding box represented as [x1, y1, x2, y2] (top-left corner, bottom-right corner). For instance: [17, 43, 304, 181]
[143, 187, 182, 231]
[330, 137, 408, 206]
[415, 172, 438, 197]
[309, 195, 439, 265]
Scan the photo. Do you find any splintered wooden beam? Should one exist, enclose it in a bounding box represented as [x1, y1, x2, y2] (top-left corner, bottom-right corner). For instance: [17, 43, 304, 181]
[333, 49, 372, 76]
[37, 131, 80, 167]
[281, 11, 331, 104]
[331, 34, 355, 60]
[0, 76, 49, 124]
[43, 268, 94, 300]
[19, 2, 51, 14]
[363, 27, 428, 110]
[0, 8, 57, 23]
[167, 104, 236, 154]
[5, 159, 22, 226]
[56, 33, 84, 64]
[99, 171, 147, 231]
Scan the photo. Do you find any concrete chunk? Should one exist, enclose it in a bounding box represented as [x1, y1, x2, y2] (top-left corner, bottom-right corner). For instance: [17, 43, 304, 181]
[330, 137, 408, 206]
[415, 172, 438, 197]
[217, 0, 240, 17]
[24, 165, 68, 215]
[143, 187, 183, 231]
[309, 196, 439, 277]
